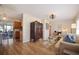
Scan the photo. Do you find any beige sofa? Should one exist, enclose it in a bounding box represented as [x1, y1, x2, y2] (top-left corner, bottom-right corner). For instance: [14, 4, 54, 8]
[55, 37, 79, 55]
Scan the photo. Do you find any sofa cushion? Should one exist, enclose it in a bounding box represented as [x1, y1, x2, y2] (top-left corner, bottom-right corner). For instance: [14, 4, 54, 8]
[64, 35, 75, 43]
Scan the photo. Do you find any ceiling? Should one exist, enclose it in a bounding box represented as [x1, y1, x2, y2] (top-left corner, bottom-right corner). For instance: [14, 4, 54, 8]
[0, 4, 79, 20]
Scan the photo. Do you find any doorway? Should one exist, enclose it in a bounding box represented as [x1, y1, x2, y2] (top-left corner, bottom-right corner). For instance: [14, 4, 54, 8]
[0, 21, 13, 47]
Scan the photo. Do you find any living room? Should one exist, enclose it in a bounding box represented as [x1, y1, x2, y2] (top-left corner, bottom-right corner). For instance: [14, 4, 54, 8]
[0, 4, 79, 55]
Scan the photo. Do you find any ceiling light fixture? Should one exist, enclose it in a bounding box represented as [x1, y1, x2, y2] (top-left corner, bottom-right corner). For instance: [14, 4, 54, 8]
[3, 16, 7, 20]
[49, 14, 55, 19]
[0, 5, 8, 20]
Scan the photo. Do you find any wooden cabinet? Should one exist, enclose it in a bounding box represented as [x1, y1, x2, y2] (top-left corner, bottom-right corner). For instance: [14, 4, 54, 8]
[13, 21, 22, 30]
[14, 30, 20, 39]
[13, 21, 22, 42]
[30, 21, 43, 42]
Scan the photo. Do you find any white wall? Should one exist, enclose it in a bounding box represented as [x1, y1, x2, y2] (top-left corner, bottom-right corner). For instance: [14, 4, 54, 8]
[23, 14, 30, 42]
[43, 22, 49, 40]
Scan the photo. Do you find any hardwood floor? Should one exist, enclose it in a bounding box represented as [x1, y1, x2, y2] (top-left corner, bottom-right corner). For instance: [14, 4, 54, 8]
[0, 40, 58, 55]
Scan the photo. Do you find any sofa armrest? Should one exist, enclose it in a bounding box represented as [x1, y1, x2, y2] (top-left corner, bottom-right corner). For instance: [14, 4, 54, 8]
[59, 41, 79, 55]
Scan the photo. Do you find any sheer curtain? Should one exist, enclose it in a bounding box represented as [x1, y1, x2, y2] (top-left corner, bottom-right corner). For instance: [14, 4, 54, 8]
[76, 19, 79, 35]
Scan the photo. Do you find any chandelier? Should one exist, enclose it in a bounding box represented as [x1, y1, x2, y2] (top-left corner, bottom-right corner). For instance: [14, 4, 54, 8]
[49, 14, 55, 19]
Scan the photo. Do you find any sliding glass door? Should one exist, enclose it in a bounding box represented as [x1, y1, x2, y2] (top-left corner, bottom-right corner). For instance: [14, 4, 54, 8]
[0, 21, 13, 47]
[0, 24, 4, 46]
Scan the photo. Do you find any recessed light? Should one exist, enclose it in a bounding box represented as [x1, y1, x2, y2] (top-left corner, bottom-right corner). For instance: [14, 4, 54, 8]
[3, 17, 7, 20]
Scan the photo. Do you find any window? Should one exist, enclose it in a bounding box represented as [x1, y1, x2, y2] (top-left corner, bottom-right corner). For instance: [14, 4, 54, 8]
[76, 19, 79, 35]
[0, 25, 3, 32]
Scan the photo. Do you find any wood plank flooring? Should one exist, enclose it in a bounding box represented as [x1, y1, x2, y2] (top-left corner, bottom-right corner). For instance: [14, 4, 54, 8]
[0, 40, 58, 55]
